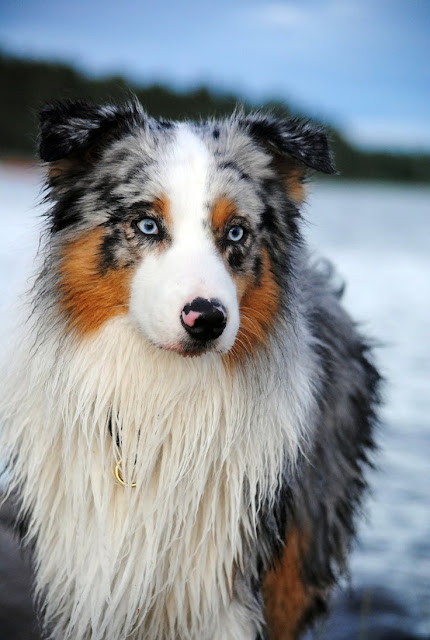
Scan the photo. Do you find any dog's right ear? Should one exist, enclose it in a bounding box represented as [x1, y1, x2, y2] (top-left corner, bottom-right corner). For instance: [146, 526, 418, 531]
[39, 100, 145, 170]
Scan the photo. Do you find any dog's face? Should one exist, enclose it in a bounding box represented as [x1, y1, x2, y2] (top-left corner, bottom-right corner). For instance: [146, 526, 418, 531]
[40, 101, 334, 357]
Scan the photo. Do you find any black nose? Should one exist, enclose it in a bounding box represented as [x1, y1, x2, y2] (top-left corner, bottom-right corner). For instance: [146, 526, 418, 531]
[181, 298, 227, 341]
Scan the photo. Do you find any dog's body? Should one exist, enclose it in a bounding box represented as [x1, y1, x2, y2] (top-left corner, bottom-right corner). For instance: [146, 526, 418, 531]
[0, 102, 379, 640]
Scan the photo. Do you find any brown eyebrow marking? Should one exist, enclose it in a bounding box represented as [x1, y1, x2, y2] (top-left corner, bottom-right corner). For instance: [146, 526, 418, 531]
[210, 196, 237, 233]
[151, 195, 172, 227]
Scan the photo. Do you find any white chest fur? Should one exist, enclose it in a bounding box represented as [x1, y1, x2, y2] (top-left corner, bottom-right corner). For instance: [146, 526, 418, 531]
[1, 315, 315, 639]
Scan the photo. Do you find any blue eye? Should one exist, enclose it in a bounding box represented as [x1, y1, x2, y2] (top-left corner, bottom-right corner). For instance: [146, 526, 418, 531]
[227, 225, 244, 242]
[137, 218, 159, 235]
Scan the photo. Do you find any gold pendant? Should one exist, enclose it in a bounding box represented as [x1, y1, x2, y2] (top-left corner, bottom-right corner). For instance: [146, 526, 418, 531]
[114, 459, 137, 488]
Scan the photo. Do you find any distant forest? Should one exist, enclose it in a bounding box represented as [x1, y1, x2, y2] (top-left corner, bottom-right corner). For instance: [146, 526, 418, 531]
[1, 52, 430, 182]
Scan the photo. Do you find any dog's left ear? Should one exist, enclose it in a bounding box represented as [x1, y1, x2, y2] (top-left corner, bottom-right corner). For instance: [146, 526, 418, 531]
[241, 114, 335, 204]
[243, 114, 335, 174]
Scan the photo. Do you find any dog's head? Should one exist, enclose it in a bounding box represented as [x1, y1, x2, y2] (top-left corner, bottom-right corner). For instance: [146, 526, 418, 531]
[39, 100, 334, 357]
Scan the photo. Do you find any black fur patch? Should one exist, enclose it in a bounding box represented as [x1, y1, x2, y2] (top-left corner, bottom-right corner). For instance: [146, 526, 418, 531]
[242, 115, 336, 175]
[39, 100, 146, 163]
[218, 160, 250, 181]
[49, 188, 84, 233]
[259, 202, 278, 234]
[252, 255, 263, 281]
[227, 248, 247, 270]
[99, 228, 122, 273]
[154, 119, 174, 130]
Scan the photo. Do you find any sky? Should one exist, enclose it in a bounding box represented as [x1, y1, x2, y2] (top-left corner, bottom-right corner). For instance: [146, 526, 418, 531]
[1, 0, 430, 151]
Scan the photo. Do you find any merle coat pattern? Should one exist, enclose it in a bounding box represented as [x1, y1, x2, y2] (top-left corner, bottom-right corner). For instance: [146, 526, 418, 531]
[0, 100, 380, 640]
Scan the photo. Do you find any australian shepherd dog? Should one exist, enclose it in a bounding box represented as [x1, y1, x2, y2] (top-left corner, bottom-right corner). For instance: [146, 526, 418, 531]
[0, 101, 380, 640]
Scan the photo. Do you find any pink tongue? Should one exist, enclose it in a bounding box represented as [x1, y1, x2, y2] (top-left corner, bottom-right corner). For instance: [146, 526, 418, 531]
[182, 310, 201, 327]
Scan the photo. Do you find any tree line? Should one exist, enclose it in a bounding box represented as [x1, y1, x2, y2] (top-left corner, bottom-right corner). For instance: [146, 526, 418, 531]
[1, 52, 429, 182]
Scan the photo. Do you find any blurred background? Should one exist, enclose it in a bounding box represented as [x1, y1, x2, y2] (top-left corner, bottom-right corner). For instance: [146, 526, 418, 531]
[0, 1, 429, 638]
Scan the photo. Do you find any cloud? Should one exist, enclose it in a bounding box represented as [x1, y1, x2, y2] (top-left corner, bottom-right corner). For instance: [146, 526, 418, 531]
[250, 3, 308, 28]
[245, 0, 367, 31]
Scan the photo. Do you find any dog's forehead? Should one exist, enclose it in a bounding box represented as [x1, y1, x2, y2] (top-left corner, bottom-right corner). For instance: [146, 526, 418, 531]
[160, 125, 212, 208]
[108, 120, 273, 220]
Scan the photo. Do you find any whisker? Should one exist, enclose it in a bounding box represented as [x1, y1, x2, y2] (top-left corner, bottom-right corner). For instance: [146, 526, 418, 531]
[238, 317, 263, 341]
[239, 306, 269, 322]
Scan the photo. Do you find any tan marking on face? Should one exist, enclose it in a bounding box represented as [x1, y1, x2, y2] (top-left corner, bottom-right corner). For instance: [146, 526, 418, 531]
[285, 167, 306, 205]
[58, 228, 131, 334]
[48, 159, 75, 181]
[210, 196, 237, 233]
[262, 526, 315, 640]
[226, 249, 280, 362]
[151, 195, 172, 228]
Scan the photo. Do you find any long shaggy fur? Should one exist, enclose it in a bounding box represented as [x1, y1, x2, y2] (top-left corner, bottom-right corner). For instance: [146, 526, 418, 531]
[0, 101, 379, 640]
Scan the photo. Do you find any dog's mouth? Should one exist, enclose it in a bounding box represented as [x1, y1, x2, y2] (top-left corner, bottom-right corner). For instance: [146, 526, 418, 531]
[134, 323, 229, 358]
[162, 338, 223, 358]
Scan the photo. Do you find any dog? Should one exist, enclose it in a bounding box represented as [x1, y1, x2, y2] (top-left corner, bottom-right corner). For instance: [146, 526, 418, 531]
[0, 100, 380, 640]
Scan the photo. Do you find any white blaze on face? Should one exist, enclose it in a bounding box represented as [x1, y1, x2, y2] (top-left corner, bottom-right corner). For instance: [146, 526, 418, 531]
[129, 126, 240, 353]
